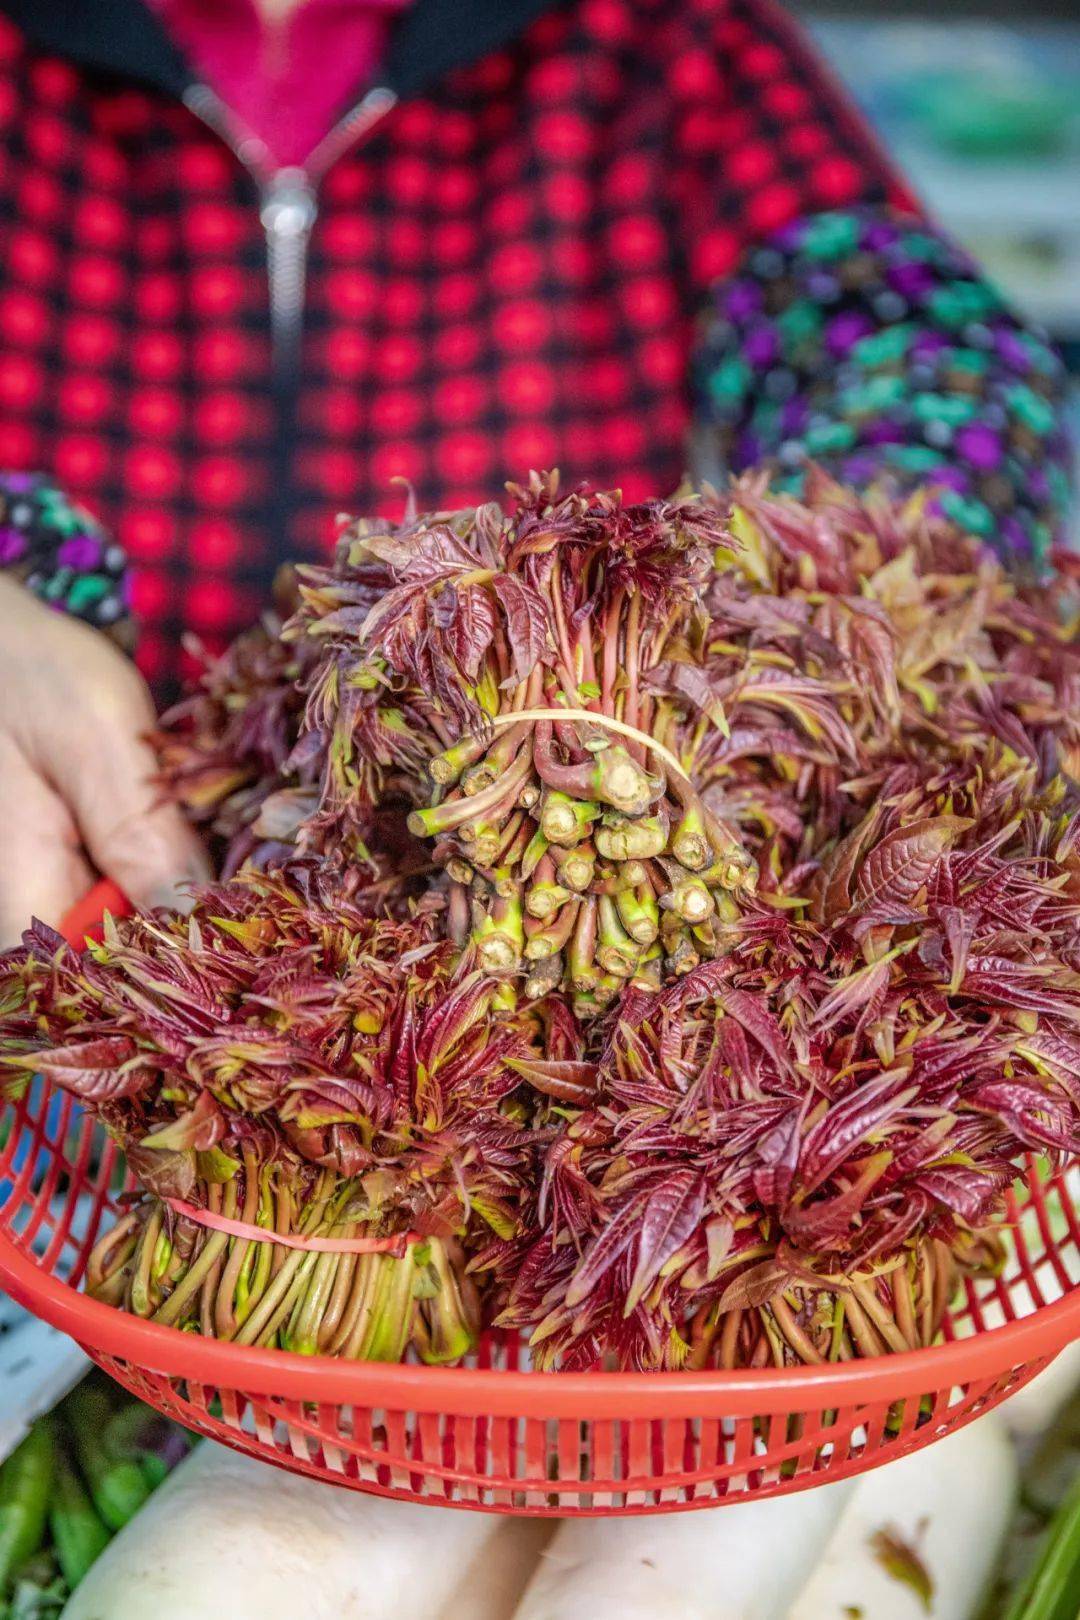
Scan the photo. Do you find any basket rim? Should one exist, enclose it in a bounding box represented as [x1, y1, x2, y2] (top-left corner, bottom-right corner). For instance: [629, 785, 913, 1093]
[1, 1223, 1078, 1419]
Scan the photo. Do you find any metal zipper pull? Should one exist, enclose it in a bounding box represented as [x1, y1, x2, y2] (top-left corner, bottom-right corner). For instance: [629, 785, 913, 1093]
[183, 83, 397, 379]
[260, 168, 318, 380]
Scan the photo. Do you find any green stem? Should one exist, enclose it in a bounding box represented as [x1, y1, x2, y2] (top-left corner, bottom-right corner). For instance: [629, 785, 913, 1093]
[340, 1253, 418, 1362]
[597, 895, 641, 977]
[540, 792, 600, 847]
[663, 870, 715, 925]
[524, 899, 579, 961]
[151, 1230, 231, 1329]
[235, 1174, 275, 1326]
[1002, 1469, 1080, 1620]
[629, 944, 663, 990]
[595, 812, 668, 862]
[671, 803, 710, 872]
[317, 1250, 359, 1352]
[472, 887, 525, 972]
[615, 883, 659, 944]
[660, 915, 699, 976]
[524, 854, 565, 918]
[525, 953, 563, 1000]
[569, 895, 599, 993]
[593, 858, 648, 895]
[526, 880, 572, 921]
[466, 822, 509, 870]
[591, 972, 623, 1007]
[533, 722, 657, 816]
[414, 1242, 478, 1365]
[703, 809, 758, 892]
[461, 724, 530, 796]
[520, 825, 549, 880]
[127, 1203, 164, 1318]
[283, 1249, 342, 1355]
[496, 812, 531, 869]
[556, 840, 596, 892]
[427, 733, 488, 788]
[232, 1246, 314, 1346]
[409, 748, 532, 837]
[86, 1210, 141, 1302]
[252, 1254, 321, 1349]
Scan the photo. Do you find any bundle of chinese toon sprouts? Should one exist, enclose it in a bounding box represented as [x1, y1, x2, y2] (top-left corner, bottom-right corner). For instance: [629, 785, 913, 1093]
[0, 863, 582, 1362]
[2, 470, 1079, 1371]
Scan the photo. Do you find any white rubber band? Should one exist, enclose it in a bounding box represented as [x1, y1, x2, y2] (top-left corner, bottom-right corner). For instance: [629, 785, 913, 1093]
[488, 707, 691, 782]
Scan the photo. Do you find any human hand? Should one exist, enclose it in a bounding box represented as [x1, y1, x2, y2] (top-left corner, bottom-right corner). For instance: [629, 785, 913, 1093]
[0, 577, 211, 946]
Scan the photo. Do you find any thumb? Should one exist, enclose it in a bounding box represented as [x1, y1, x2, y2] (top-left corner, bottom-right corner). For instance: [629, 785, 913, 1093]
[48, 672, 212, 913]
[0, 735, 95, 945]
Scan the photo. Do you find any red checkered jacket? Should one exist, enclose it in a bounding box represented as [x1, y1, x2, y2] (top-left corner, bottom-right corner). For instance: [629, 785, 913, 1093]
[0, 0, 1069, 701]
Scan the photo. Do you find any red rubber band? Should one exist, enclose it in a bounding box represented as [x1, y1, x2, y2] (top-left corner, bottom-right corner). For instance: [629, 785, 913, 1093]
[166, 1198, 421, 1256]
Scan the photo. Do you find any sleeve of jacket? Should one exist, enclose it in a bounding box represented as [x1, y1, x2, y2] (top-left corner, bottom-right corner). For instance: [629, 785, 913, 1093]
[0, 471, 133, 642]
[679, 0, 1072, 568]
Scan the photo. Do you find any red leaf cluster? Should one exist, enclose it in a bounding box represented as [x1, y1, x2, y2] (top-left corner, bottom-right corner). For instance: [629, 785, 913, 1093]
[0, 862, 571, 1228]
[499, 791, 1080, 1366]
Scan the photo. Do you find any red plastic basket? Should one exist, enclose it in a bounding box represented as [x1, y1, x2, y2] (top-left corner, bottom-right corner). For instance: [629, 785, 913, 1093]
[1, 882, 1078, 1515]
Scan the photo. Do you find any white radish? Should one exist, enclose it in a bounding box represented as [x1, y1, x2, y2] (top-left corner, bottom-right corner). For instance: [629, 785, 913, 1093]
[788, 1413, 1016, 1620]
[443, 1519, 555, 1620]
[512, 1479, 854, 1620]
[63, 1440, 546, 1620]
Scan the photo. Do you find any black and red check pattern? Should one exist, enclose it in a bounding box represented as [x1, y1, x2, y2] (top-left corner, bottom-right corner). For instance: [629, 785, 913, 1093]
[0, 0, 914, 700]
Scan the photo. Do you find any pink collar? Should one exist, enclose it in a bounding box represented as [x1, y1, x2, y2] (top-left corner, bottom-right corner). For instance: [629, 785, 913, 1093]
[151, 0, 411, 169]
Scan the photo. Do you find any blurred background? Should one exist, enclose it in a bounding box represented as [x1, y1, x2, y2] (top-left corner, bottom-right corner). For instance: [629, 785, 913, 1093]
[795, 0, 1080, 534]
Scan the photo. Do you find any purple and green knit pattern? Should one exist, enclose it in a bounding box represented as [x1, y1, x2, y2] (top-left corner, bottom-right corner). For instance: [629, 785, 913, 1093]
[693, 208, 1071, 567]
[0, 472, 131, 631]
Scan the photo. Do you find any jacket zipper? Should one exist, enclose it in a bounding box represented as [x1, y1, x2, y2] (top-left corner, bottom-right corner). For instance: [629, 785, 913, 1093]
[183, 83, 397, 377]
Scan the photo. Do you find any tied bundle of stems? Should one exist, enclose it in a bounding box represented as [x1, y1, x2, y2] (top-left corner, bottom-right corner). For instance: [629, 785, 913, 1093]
[419, 690, 757, 1010]
[288, 473, 758, 1013]
[0, 863, 581, 1365]
[87, 1170, 479, 1365]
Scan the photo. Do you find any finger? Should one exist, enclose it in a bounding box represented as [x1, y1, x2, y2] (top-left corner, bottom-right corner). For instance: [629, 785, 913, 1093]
[44, 668, 212, 914]
[0, 737, 95, 946]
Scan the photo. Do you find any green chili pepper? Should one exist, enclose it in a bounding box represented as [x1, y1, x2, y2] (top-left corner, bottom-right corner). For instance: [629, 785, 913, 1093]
[47, 1449, 109, 1590]
[100, 1405, 170, 1491]
[0, 1423, 53, 1597]
[62, 1384, 152, 1532]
